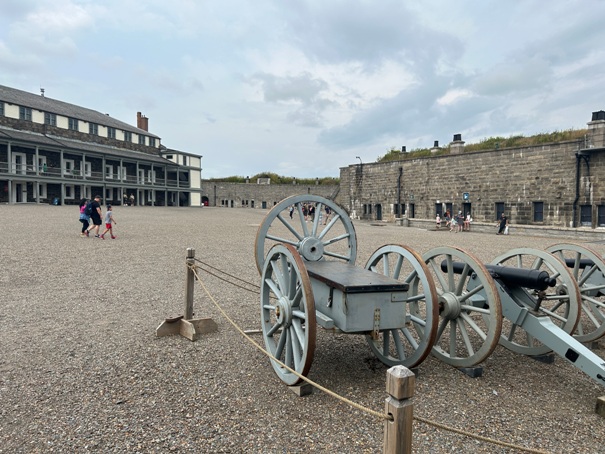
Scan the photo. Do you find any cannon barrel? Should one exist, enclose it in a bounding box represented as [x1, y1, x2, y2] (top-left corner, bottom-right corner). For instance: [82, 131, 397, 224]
[441, 261, 556, 291]
[564, 258, 594, 269]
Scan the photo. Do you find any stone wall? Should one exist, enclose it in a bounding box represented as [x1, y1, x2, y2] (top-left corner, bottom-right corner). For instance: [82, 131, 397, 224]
[202, 181, 339, 209]
[337, 116, 605, 228]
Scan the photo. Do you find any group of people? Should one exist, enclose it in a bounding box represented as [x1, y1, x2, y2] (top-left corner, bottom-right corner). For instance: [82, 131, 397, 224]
[78, 195, 117, 239]
[436, 211, 472, 233]
[288, 203, 332, 225]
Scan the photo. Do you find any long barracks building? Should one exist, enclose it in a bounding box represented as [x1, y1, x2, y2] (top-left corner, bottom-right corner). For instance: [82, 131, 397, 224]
[0, 85, 202, 206]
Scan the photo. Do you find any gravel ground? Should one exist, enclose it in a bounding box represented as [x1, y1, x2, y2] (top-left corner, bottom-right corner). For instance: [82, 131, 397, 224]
[1, 204, 604, 453]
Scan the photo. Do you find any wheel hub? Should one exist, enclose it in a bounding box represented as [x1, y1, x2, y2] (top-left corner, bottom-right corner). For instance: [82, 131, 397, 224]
[438, 292, 462, 319]
[299, 237, 324, 262]
[276, 297, 293, 327]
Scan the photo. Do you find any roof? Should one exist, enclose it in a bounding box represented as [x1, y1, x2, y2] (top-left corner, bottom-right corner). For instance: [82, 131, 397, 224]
[0, 126, 174, 165]
[0, 84, 159, 139]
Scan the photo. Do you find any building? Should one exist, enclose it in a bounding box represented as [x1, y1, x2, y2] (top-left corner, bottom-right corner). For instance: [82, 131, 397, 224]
[336, 110, 605, 229]
[0, 85, 203, 206]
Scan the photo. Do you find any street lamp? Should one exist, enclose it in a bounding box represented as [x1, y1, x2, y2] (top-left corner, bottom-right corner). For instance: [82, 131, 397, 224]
[356, 156, 362, 165]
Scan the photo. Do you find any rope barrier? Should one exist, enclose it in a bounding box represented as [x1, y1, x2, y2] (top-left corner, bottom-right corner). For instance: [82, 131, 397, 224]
[188, 262, 551, 454]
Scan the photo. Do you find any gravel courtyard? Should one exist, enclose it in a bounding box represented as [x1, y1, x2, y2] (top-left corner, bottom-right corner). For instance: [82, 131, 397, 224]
[1, 203, 604, 453]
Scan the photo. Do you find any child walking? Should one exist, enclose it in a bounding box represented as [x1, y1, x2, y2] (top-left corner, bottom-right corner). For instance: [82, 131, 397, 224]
[100, 205, 117, 239]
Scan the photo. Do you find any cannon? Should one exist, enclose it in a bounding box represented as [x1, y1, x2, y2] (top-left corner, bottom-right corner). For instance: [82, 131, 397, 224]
[255, 195, 439, 384]
[545, 243, 605, 342]
[430, 246, 605, 387]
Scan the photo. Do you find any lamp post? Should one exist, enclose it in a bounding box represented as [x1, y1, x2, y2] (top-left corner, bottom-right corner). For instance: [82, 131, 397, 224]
[356, 156, 362, 165]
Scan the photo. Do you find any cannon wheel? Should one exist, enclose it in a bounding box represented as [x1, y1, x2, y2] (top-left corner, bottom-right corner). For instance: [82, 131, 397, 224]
[546, 243, 605, 342]
[491, 248, 582, 356]
[422, 247, 502, 368]
[261, 244, 316, 385]
[364, 245, 439, 368]
[255, 195, 357, 275]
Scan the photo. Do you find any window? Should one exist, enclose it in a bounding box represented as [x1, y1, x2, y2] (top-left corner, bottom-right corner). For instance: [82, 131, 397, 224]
[105, 165, 113, 179]
[445, 203, 453, 216]
[84, 162, 92, 177]
[495, 202, 505, 220]
[68, 118, 79, 131]
[44, 112, 57, 126]
[138, 169, 145, 184]
[89, 123, 98, 135]
[38, 156, 47, 173]
[0, 102, 4, 116]
[149, 137, 156, 147]
[105, 188, 112, 200]
[38, 183, 47, 198]
[65, 185, 74, 199]
[166, 155, 173, 160]
[435, 203, 443, 217]
[19, 106, 32, 121]
[107, 127, 116, 139]
[147, 170, 156, 183]
[533, 202, 544, 222]
[580, 205, 592, 226]
[63, 159, 75, 176]
[182, 155, 189, 166]
[123, 131, 132, 142]
[138, 135, 146, 145]
[598, 205, 605, 227]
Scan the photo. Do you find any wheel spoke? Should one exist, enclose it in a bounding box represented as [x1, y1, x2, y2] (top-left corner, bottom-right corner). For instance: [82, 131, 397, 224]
[460, 304, 490, 315]
[285, 330, 293, 368]
[311, 202, 322, 236]
[290, 326, 301, 370]
[578, 264, 598, 286]
[317, 214, 340, 240]
[458, 284, 485, 303]
[409, 314, 427, 326]
[275, 329, 287, 359]
[276, 212, 304, 241]
[265, 276, 283, 300]
[454, 263, 471, 295]
[266, 321, 281, 337]
[460, 312, 487, 340]
[400, 327, 419, 350]
[428, 259, 449, 290]
[449, 320, 457, 357]
[322, 232, 351, 247]
[296, 203, 310, 237]
[382, 254, 390, 277]
[457, 319, 475, 357]
[324, 250, 352, 261]
[445, 255, 455, 292]
[392, 330, 406, 360]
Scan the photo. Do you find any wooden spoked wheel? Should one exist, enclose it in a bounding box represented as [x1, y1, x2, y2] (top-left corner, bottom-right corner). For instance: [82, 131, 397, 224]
[364, 245, 439, 368]
[255, 195, 357, 274]
[260, 244, 316, 385]
[546, 243, 605, 343]
[422, 247, 502, 368]
[491, 248, 582, 356]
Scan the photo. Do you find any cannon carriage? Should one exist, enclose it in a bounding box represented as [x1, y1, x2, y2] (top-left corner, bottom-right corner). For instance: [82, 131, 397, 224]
[256, 195, 605, 389]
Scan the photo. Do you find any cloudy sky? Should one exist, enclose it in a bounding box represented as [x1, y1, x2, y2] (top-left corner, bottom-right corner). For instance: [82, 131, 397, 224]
[2, 1, 604, 179]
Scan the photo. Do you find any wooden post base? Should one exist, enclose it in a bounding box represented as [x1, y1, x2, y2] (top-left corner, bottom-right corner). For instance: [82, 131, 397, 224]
[597, 396, 605, 418]
[156, 317, 217, 341]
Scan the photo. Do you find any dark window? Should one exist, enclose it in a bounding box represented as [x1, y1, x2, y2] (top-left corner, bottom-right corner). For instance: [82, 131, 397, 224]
[149, 137, 156, 147]
[462, 203, 471, 217]
[89, 123, 98, 135]
[0, 102, 5, 116]
[138, 134, 146, 145]
[445, 203, 453, 216]
[580, 205, 592, 226]
[409, 203, 415, 218]
[435, 203, 443, 216]
[44, 112, 56, 126]
[123, 131, 132, 142]
[495, 202, 505, 220]
[108, 127, 116, 139]
[165, 155, 173, 160]
[598, 206, 605, 227]
[68, 118, 79, 131]
[395, 203, 405, 216]
[19, 106, 32, 121]
[533, 202, 544, 222]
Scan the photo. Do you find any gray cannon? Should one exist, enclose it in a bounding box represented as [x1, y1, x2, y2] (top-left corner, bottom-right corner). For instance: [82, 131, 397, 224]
[425, 246, 605, 387]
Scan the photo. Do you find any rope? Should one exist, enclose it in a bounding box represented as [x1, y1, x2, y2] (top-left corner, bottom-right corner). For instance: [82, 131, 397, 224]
[187, 262, 551, 454]
[189, 264, 388, 421]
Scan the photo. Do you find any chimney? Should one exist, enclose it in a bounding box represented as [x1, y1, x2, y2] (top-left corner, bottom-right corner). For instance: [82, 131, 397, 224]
[450, 133, 465, 154]
[401, 146, 406, 153]
[587, 110, 605, 148]
[137, 112, 149, 131]
[430, 140, 440, 154]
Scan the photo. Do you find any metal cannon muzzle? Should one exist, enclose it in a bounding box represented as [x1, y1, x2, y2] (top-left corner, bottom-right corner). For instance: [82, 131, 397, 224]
[440, 260, 556, 291]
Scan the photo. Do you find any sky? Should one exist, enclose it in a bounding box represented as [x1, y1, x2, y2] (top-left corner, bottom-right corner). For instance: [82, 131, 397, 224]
[1, 1, 605, 179]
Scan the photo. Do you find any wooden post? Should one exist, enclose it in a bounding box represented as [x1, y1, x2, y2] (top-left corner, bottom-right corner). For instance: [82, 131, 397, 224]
[156, 247, 217, 341]
[383, 365, 415, 454]
[185, 248, 195, 319]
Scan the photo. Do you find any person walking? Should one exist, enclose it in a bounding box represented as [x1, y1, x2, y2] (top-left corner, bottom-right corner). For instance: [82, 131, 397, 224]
[100, 205, 117, 239]
[86, 195, 103, 237]
[78, 198, 90, 237]
[497, 213, 508, 234]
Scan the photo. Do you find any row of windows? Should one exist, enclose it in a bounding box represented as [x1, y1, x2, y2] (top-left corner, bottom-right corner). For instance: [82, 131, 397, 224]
[0, 101, 157, 147]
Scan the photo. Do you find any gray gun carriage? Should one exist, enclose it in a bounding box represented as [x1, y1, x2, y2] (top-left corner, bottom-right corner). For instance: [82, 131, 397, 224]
[256, 195, 605, 389]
